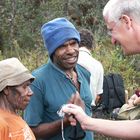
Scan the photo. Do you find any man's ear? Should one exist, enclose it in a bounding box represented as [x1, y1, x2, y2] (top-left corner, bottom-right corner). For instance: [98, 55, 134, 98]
[121, 14, 132, 29]
[3, 87, 9, 95]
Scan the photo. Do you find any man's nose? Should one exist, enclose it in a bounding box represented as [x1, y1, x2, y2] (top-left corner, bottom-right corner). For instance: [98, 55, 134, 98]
[66, 45, 75, 53]
[111, 37, 117, 45]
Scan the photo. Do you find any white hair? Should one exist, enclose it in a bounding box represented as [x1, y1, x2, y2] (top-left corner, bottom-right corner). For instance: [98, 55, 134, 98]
[103, 0, 140, 23]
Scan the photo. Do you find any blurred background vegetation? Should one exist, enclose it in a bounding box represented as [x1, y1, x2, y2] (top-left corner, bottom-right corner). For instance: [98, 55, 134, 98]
[0, 0, 139, 96]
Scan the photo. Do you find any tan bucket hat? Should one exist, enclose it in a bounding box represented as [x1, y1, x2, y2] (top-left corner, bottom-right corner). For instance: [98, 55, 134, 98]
[0, 57, 35, 92]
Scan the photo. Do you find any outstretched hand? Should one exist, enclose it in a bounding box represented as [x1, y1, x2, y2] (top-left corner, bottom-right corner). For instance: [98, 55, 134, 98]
[62, 104, 89, 129]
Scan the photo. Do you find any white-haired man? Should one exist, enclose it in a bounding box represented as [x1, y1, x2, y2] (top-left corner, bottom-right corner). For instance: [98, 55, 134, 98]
[62, 0, 140, 139]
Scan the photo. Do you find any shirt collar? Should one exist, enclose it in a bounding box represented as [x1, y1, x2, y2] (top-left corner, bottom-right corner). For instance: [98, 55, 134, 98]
[79, 47, 91, 55]
[48, 58, 81, 79]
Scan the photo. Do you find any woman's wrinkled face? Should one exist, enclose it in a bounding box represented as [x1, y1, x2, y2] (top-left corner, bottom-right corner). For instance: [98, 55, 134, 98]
[6, 80, 33, 111]
[52, 39, 79, 71]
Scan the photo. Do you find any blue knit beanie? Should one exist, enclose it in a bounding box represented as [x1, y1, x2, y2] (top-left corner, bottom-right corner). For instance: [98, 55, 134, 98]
[41, 17, 80, 56]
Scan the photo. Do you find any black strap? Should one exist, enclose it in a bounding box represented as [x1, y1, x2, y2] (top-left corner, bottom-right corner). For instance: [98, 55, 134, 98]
[112, 74, 125, 105]
[105, 74, 114, 111]
[68, 121, 86, 140]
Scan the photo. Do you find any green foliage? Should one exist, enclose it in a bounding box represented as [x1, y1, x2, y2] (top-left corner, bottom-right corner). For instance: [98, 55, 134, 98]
[0, 51, 4, 61]
[0, 0, 139, 94]
[20, 47, 48, 71]
[93, 38, 139, 91]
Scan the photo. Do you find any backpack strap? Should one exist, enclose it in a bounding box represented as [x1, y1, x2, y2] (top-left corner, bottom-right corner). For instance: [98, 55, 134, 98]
[105, 74, 115, 111]
[102, 74, 114, 111]
[112, 74, 125, 105]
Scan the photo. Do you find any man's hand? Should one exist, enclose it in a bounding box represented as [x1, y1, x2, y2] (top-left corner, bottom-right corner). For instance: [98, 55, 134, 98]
[68, 91, 85, 110]
[65, 91, 85, 125]
[62, 104, 89, 129]
[73, 91, 85, 110]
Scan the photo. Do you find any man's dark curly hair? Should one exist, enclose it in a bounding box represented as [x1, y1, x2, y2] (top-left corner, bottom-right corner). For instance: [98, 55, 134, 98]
[79, 29, 95, 49]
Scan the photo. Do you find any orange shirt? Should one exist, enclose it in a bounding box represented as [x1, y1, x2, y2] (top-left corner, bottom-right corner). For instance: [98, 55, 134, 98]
[0, 109, 36, 140]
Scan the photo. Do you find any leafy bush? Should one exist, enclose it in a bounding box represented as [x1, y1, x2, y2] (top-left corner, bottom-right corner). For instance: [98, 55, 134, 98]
[0, 0, 139, 96]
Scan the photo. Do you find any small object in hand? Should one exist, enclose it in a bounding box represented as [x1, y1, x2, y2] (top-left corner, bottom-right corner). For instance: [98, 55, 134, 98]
[57, 104, 66, 118]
